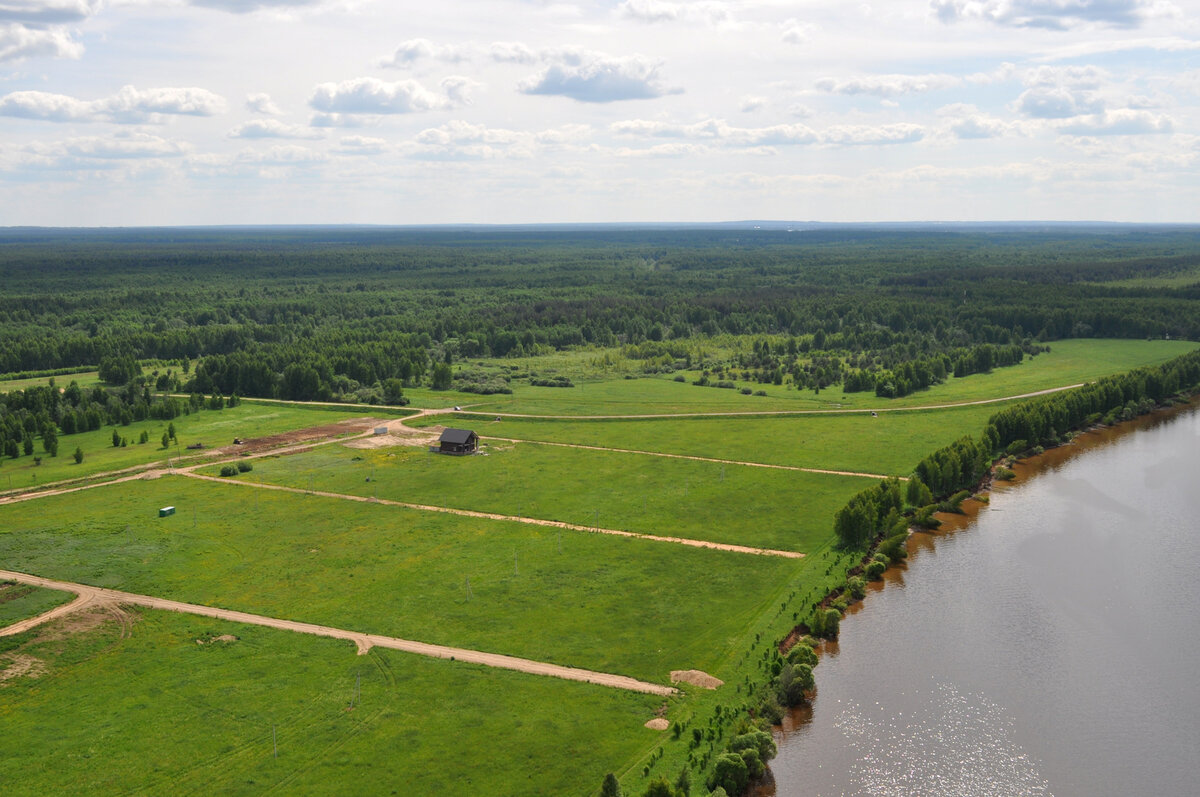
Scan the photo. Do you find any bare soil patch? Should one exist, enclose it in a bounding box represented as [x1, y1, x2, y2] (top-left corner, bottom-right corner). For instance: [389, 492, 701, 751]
[39, 605, 121, 641]
[344, 422, 445, 450]
[215, 418, 379, 456]
[670, 670, 724, 690]
[644, 718, 670, 731]
[0, 654, 47, 684]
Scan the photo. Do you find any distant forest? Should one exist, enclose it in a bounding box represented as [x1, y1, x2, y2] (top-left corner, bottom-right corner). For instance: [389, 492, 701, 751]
[2, 226, 1199, 401]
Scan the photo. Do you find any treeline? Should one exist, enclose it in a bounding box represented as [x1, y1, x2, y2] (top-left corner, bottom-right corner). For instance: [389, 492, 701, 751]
[0, 380, 199, 460]
[2, 229, 1198, 398]
[832, 348, 1200, 549]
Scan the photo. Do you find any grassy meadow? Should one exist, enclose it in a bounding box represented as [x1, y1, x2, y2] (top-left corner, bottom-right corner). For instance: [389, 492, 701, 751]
[0, 581, 73, 626]
[0, 475, 801, 683]
[214, 441, 868, 553]
[401, 340, 1197, 416]
[0, 403, 377, 490]
[0, 608, 662, 796]
[2, 336, 1195, 796]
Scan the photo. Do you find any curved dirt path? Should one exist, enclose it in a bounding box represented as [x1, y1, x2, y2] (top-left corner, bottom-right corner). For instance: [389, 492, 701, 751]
[0, 569, 675, 696]
[181, 472, 805, 559]
[485, 436, 902, 481]
[407, 384, 1086, 421]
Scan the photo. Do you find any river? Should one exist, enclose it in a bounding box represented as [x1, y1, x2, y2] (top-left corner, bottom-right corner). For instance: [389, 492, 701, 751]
[762, 404, 1200, 797]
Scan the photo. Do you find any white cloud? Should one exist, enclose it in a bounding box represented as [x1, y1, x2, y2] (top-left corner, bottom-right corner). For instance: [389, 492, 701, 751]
[26, 131, 188, 160]
[815, 73, 962, 97]
[617, 0, 731, 26]
[1015, 86, 1105, 118]
[938, 104, 1014, 139]
[1060, 109, 1174, 134]
[518, 50, 679, 103]
[402, 119, 591, 161]
[234, 144, 325, 164]
[376, 38, 471, 68]
[0, 85, 226, 122]
[781, 18, 816, 45]
[189, 0, 324, 13]
[333, 135, 387, 155]
[0, 1, 100, 26]
[740, 95, 767, 112]
[0, 22, 80, 62]
[487, 40, 538, 64]
[931, 0, 1176, 30]
[245, 92, 282, 115]
[228, 118, 322, 139]
[611, 117, 924, 148]
[308, 77, 463, 116]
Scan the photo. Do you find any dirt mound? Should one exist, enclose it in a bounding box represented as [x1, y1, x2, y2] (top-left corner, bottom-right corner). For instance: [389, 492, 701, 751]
[670, 670, 724, 690]
[644, 718, 670, 731]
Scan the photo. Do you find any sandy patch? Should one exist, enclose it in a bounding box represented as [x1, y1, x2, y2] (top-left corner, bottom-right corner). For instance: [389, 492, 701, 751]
[644, 718, 670, 731]
[670, 670, 724, 690]
[197, 633, 239, 645]
[343, 423, 444, 450]
[38, 605, 114, 641]
[214, 418, 379, 456]
[0, 654, 46, 684]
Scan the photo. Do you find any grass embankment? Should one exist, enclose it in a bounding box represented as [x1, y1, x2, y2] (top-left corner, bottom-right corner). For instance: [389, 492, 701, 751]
[0, 476, 799, 683]
[0, 370, 101, 393]
[216, 443, 865, 553]
[0, 609, 661, 796]
[0, 404, 374, 489]
[0, 581, 74, 627]
[402, 340, 1197, 416]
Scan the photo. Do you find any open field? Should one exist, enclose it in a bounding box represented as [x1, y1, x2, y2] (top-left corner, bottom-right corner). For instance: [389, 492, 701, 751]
[0, 608, 662, 796]
[402, 340, 1197, 416]
[2, 331, 1196, 796]
[214, 442, 867, 553]
[0, 370, 101, 393]
[0, 404, 375, 490]
[0, 476, 800, 683]
[409, 404, 1003, 476]
[0, 581, 73, 627]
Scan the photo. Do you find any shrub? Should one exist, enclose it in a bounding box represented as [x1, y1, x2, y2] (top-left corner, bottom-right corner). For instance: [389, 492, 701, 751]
[864, 560, 886, 580]
[707, 753, 749, 795]
[73, 447, 83, 464]
[236, 461, 253, 473]
[995, 466, 1016, 480]
[787, 643, 818, 667]
[846, 576, 867, 600]
[673, 374, 686, 382]
[219, 465, 238, 477]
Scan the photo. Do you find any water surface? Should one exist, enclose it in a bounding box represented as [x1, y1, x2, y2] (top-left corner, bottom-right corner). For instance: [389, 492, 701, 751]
[764, 406, 1200, 797]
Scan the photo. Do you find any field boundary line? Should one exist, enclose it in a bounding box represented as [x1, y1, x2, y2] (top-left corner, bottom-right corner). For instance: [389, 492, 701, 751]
[0, 569, 676, 696]
[416, 383, 1086, 420]
[180, 472, 806, 559]
[485, 436, 902, 480]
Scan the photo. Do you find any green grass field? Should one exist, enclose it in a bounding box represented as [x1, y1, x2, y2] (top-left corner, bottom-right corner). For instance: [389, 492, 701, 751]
[411, 404, 1001, 476]
[2, 336, 1193, 796]
[0, 609, 662, 796]
[0, 371, 102, 393]
[401, 340, 1197, 416]
[0, 476, 800, 683]
[0, 403, 378, 490]
[214, 441, 867, 553]
[0, 581, 73, 626]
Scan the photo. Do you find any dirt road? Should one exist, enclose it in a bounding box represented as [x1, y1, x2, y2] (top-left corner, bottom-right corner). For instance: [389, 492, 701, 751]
[181, 472, 806, 559]
[0, 569, 675, 696]
[484, 436, 902, 481]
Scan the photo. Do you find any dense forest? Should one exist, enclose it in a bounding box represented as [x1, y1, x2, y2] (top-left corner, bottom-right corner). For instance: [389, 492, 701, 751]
[2, 226, 1199, 401]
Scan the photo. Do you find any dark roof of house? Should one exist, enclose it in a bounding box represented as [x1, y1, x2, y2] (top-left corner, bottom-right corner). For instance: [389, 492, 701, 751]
[439, 428, 478, 445]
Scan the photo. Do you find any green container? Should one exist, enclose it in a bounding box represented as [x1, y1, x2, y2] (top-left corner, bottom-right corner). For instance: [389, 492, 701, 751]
[159, 506, 176, 518]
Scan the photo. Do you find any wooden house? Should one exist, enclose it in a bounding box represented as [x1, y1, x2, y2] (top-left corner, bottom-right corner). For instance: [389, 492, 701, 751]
[436, 428, 479, 455]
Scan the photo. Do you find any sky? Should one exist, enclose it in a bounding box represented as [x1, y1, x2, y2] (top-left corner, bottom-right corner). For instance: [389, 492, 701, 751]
[1, 0, 1200, 225]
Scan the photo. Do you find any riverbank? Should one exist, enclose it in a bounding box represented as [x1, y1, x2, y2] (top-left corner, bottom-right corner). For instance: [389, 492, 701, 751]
[758, 394, 1200, 796]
